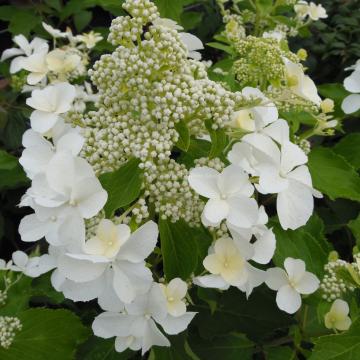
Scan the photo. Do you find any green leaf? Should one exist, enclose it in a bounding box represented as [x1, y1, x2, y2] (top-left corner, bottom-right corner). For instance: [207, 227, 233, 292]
[265, 347, 294, 360]
[0, 309, 89, 360]
[0, 164, 28, 191]
[272, 220, 330, 277]
[99, 158, 143, 217]
[159, 218, 198, 280]
[193, 287, 294, 342]
[348, 214, 360, 247]
[74, 10, 93, 32]
[44, 0, 62, 12]
[318, 83, 349, 104]
[206, 42, 235, 55]
[0, 150, 18, 170]
[175, 120, 190, 151]
[154, 0, 188, 22]
[310, 318, 360, 360]
[308, 147, 360, 202]
[31, 273, 65, 304]
[2, 112, 27, 150]
[189, 333, 254, 360]
[257, 0, 274, 13]
[7, 10, 40, 36]
[177, 138, 211, 168]
[152, 334, 194, 360]
[180, 11, 203, 31]
[205, 120, 227, 159]
[334, 133, 360, 170]
[76, 336, 133, 360]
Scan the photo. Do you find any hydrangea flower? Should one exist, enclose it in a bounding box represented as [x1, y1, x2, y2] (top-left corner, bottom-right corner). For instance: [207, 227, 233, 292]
[265, 258, 319, 314]
[324, 299, 352, 331]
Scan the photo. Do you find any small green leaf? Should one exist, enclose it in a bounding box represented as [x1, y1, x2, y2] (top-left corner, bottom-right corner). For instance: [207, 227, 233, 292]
[159, 218, 198, 280]
[310, 318, 360, 360]
[0, 309, 90, 360]
[74, 10, 93, 32]
[0, 150, 18, 170]
[308, 147, 360, 202]
[154, 0, 188, 22]
[205, 120, 227, 159]
[175, 120, 190, 151]
[206, 42, 235, 55]
[178, 138, 211, 168]
[99, 158, 143, 217]
[334, 133, 360, 170]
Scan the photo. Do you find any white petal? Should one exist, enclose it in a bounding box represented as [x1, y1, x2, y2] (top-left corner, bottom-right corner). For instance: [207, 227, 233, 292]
[265, 267, 288, 290]
[142, 319, 170, 355]
[13, 35, 31, 53]
[192, 274, 229, 290]
[284, 257, 306, 282]
[61, 276, 104, 302]
[188, 167, 220, 198]
[277, 180, 314, 230]
[237, 264, 264, 297]
[257, 164, 289, 194]
[295, 271, 319, 294]
[341, 94, 360, 114]
[52, 83, 76, 113]
[117, 221, 158, 262]
[332, 299, 349, 316]
[202, 198, 229, 227]
[158, 313, 196, 335]
[18, 214, 52, 242]
[252, 228, 276, 264]
[276, 285, 302, 314]
[57, 254, 108, 282]
[344, 70, 360, 93]
[217, 165, 254, 197]
[30, 111, 59, 134]
[27, 72, 47, 85]
[167, 278, 188, 300]
[92, 312, 134, 338]
[10, 56, 26, 73]
[280, 141, 308, 175]
[112, 264, 136, 303]
[226, 196, 258, 228]
[98, 271, 125, 312]
[12, 251, 28, 268]
[72, 177, 108, 219]
[179, 32, 204, 51]
[56, 132, 84, 155]
[1, 48, 24, 61]
[262, 119, 289, 145]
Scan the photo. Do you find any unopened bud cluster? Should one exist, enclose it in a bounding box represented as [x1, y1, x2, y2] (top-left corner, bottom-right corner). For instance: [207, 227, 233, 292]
[0, 316, 22, 349]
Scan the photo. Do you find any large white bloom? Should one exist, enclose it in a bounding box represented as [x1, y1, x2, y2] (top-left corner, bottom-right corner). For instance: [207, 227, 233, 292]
[324, 299, 352, 331]
[342, 69, 360, 114]
[265, 257, 319, 314]
[92, 283, 195, 355]
[284, 58, 321, 105]
[26, 82, 76, 133]
[232, 132, 321, 230]
[1, 34, 48, 74]
[188, 165, 257, 228]
[194, 236, 264, 296]
[228, 87, 278, 132]
[46, 49, 81, 77]
[57, 220, 157, 304]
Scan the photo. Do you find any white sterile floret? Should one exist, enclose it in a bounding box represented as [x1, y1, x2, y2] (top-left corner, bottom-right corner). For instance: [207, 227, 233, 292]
[46, 49, 81, 77]
[153, 18, 183, 31]
[265, 257, 319, 314]
[20, 50, 49, 85]
[232, 132, 322, 230]
[26, 82, 76, 133]
[227, 87, 278, 132]
[92, 283, 195, 355]
[188, 165, 257, 228]
[284, 58, 321, 105]
[179, 32, 204, 60]
[194, 236, 264, 295]
[42, 22, 68, 38]
[76, 31, 103, 49]
[10, 250, 55, 278]
[56, 220, 157, 304]
[294, 1, 327, 21]
[159, 278, 188, 317]
[324, 299, 352, 331]
[342, 67, 360, 114]
[0, 34, 48, 74]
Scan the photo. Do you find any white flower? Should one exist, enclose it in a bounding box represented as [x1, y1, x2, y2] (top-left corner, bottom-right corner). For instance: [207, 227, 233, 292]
[26, 82, 76, 133]
[76, 31, 103, 49]
[294, 1, 309, 19]
[42, 22, 67, 38]
[284, 58, 321, 105]
[57, 221, 157, 304]
[46, 49, 81, 76]
[194, 237, 264, 295]
[19, 128, 84, 179]
[324, 299, 351, 331]
[342, 70, 360, 114]
[10, 251, 55, 278]
[73, 83, 99, 113]
[92, 283, 195, 355]
[263, 30, 284, 42]
[21, 50, 49, 85]
[179, 33, 204, 60]
[159, 278, 188, 317]
[227, 87, 278, 132]
[265, 257, 319, 314]
[188, 165, 257, 228]
[307, 2, 327, 21]
[237, 132, 321, 230]
[1, 35, 48, 74]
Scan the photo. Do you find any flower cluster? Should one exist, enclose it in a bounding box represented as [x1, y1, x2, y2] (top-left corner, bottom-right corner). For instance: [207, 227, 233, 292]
[0, 316, 22, 349]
